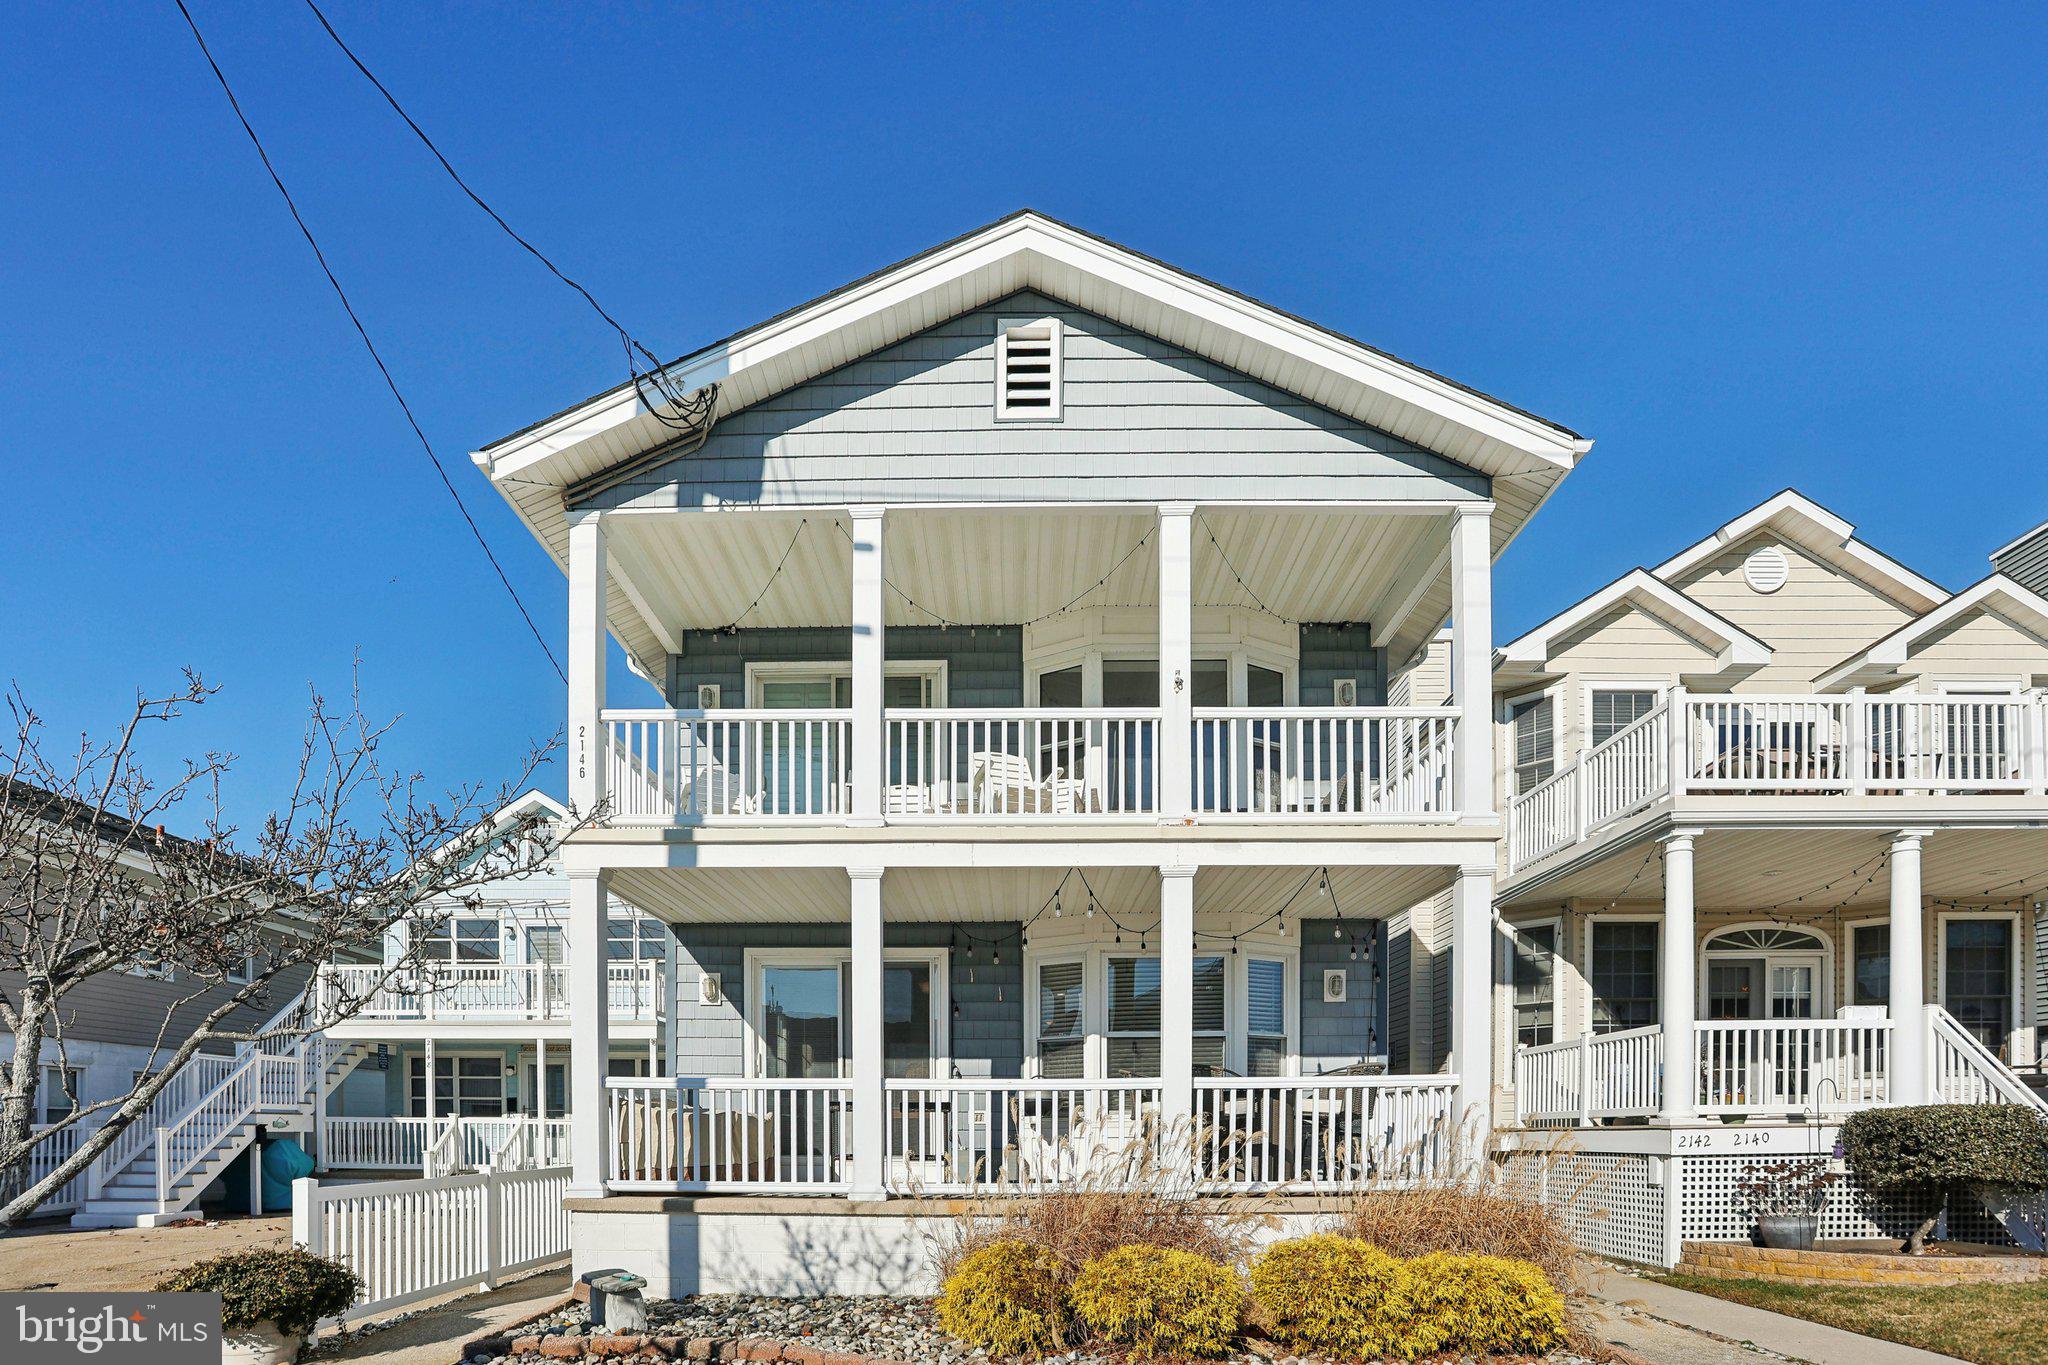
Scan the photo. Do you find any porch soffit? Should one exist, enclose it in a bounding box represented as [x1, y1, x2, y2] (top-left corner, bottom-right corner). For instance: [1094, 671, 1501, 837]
[1500, 820, 2048, 910]
[472, 212, 1590, 679]
[608, 863, 1455, 927]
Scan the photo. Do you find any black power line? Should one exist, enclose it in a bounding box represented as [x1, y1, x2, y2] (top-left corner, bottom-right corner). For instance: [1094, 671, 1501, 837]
[295, 0, 715, 436]
[171, 0, 565, 682]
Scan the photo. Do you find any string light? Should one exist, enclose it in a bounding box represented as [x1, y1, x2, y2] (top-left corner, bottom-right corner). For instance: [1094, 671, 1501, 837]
[718, 518, 811, 633]
[1194, 512, 1298, 624]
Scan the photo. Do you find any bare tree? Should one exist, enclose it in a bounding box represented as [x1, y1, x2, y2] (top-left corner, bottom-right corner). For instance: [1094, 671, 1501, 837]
[0, 669, 578, 1227]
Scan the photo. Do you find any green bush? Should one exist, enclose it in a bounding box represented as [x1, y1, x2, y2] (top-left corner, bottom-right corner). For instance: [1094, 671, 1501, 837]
[1248, 1234, 1417, 1360]
[156, 1247, 360, 1335]
[934, 1240, 1072, 1356]
[1070, 1244, 1242, 1358]
[1404, 1251, 1567, 1356]
[1842, 1105, 2048, 1252]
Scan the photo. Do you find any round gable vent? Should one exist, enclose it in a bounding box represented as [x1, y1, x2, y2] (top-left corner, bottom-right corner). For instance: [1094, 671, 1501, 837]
[1743, 545, 1790, 594]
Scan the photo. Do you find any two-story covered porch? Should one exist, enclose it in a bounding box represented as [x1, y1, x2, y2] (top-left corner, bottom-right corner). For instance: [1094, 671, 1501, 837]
[471, 210, 1592, 1291]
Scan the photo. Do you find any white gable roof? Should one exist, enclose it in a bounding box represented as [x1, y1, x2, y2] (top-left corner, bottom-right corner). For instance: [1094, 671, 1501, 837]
[1653, 489, 1947, 614]
[473, 211, 1591, 676]
[1814, 574, 2048, 690]
[1495, 567, 1773, 676]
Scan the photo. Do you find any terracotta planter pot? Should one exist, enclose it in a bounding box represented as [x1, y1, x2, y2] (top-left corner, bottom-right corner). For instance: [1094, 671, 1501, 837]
[220, 1319, 303, 1365]
[1755, 1214, 1819, 1251]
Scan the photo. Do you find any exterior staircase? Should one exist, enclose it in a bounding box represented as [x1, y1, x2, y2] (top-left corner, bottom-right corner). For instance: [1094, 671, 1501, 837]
[72, 995, 322, 1229]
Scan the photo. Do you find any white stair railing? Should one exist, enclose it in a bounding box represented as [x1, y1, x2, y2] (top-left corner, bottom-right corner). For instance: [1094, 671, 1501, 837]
[88, 989, 315, 1198]
[1929, 1005, 2048, 1111]
[152, 1040, 308, 1210]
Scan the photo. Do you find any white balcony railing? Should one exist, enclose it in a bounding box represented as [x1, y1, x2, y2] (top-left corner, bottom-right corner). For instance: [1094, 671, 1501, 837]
[1189, 1076, 1459, 1190]
[1192, 709, 1456, 818]
[1514, 1025, 1664, 1125]
[606, 710, 855, 822]
[885, 709, 1162, 818]
[316, 962, 661, 1024]
[1695, 1019, 1891, 1113]
[1510, 692, 2048, 871]
[883, 1078, 1162, 1193]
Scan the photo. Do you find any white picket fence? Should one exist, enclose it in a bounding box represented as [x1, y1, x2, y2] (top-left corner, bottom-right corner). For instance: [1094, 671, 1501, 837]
[5, 1123, 91, 1216]
[292, 1166, 570, 1321]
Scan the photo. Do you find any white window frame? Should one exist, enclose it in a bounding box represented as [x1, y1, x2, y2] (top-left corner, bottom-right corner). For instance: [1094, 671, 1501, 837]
[743, 660, 949, 709]
[1507, 915, 1562, 1048]
[1025, 644, 1298, 708]
[994, 316, 1064, 422]
[1697, 921, 1833, 1019]
[41, 1065, 81, 1125]
[226, 953, 257, 986]
[1844, 914, 1894, 1010]
[1502, 684, 1562, 797]
[1582, 913, 1662, 1033]
[1936, 909, 2023, 1053]
[1022, 942, 1300, 1079]
[407, 1049, 508, 1118]
[741, 946, 950, 1079]
[1583, 680, 1667, 751]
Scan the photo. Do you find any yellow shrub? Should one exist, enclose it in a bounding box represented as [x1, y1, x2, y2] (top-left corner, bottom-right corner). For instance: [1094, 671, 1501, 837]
[935, 1239, 1072, 1356]
[1069, 1244, 1242, 1358]
[1404, 1251, 1567, 1356]
[1248, 1234, 1418, 1360]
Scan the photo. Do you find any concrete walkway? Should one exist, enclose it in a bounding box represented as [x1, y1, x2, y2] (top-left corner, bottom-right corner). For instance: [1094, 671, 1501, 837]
[1583, 1264, 1970, 1365]
[307, 1271, 570, 1365]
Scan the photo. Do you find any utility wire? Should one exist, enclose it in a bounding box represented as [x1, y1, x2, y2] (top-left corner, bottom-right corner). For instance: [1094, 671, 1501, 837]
[296, 0, 715, 435]
[171, 0, 565, 682]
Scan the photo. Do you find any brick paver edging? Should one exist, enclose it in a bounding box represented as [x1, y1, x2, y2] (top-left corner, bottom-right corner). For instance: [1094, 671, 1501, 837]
[469, 1334, 906, 1365]
[1678, 1239, 2047, 1288]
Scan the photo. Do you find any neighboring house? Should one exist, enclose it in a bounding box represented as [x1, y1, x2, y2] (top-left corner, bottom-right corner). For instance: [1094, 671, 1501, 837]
[1993, 518, 2048, 597]
[311, 791, 672, 1176]
[474, 210, 1575, 1291]
[1492, 490, 2048, 1264]
[0, 778, 324, 1223]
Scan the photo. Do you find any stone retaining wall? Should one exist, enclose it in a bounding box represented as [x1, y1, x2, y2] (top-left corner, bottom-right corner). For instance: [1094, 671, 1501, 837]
[1677, 1240, 2046, 1287]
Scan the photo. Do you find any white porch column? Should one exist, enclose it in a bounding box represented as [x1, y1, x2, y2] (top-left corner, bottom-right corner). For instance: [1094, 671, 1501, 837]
[1660, 831, 1699, 1121]
[535, 1035, 547, 1121]
[1450, 867, 1495, 1138]
[1158, 505, 1195, 821]
[848, 867, 886, 1199]
[1890, 830, 1930, 1106]
[567, 868, 611, 1199]
[1159, 865, 1197, 1123]
[850, 508, 887, 825]
[663, 927, 681, 1078]
[423, 1037, 437, 1127]
[567, 514, 608, 820]
[1449, 504, 1495, 822]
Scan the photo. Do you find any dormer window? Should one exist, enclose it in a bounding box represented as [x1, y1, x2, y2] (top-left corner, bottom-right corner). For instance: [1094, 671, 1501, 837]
[996, 317, 1062, 420]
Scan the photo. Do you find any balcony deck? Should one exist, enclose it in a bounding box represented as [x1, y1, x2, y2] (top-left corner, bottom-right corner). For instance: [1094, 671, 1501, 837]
[1508, 691, 2048, 876]
[602, 705, 1459, 830]
[317, 962, 663, 1038]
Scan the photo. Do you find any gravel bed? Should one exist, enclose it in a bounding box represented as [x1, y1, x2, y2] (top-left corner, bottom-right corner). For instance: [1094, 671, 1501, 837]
[476, 1296, 1602, 1365]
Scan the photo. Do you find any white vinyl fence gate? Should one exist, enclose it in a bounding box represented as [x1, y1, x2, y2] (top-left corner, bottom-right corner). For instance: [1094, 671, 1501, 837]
[291, 1167, 569, 1320]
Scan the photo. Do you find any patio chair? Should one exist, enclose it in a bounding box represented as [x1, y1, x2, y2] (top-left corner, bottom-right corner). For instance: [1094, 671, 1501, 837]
[970, 751, 1062, 814]
[677, 758, 758, 818]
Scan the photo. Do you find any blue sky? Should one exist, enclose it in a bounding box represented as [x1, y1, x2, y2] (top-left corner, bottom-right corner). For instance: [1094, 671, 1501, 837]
[5, 2, 2045, 833]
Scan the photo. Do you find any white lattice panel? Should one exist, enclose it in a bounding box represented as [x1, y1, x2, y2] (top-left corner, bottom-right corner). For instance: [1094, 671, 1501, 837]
[1676, 1155, 2014, 1247]
[1498, 1151, 1667, 1267]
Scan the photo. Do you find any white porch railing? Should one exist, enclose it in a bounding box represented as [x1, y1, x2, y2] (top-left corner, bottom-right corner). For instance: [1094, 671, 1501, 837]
[882, 1079, 1161, 1193]
[1695, 1019, 1892, 1113]
[315, 962, 660, 1023]
[1931, 1006, 2048, 1110]
[323, 1117, 447, 1170]
[607, 1077, 852, 1192]
[293, 1166, 569, 1322]
[1510, 692, 2048, 871]
[6, 1123, 91, 1215]
[1189, 1076, 1459, 1190]
[1514, 1025, 1664, 1125]
[885, 710, 1162, 818]
[1192, 709, 1456, 819]
[606, 710, 854, 821]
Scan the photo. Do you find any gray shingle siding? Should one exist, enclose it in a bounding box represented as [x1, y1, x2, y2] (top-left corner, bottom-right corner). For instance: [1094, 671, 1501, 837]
[1385, 918, 1411, 1071]
[1297, 624, 1386, 706]
[669, 627, 1023, 707]
[669, 922, 1022, 1079]
[584, 293, 1488, 514]
[1299, 920, 1389, 1073]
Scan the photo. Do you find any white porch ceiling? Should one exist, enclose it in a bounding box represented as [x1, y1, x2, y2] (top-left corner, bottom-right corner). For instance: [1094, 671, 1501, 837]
[603, 505, 1450, 639]
[1502, 825, 2048, 911]
[609, 863, 1454, 927]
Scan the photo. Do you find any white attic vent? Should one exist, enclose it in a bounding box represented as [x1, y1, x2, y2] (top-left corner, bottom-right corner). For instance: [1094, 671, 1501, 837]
[1743, 544, 1790, 594]
[995, 317, 1062, 420]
